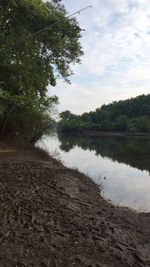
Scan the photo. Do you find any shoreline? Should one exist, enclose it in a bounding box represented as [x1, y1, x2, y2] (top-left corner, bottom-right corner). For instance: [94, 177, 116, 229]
[61, 130, 150, 138]
[0, 142, 150, 266]
[85, 131, 150, 137]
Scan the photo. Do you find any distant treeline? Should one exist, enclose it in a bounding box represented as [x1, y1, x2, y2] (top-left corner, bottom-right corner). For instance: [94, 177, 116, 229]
[59, 94, 150, 133]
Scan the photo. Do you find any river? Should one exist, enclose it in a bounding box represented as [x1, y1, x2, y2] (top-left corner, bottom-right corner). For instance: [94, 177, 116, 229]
[38, 133, 150, 212]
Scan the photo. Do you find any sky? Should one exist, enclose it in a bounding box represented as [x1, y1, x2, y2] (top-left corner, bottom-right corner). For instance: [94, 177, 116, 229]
[49, 0, 150, 115]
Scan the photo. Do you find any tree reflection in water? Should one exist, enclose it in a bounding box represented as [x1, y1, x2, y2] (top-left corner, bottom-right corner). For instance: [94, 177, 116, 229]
[58, 133, 150, 174]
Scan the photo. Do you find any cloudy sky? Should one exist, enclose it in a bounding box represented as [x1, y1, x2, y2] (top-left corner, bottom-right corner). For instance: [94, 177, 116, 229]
[50, 0, 150, 114]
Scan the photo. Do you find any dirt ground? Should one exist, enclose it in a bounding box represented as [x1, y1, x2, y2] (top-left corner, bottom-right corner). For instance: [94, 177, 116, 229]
[0, 142, 150, 267]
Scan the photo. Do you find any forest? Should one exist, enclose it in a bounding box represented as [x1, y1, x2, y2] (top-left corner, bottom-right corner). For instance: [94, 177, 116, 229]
[0, 0, 82, 142]
[59, 94, 150, 133]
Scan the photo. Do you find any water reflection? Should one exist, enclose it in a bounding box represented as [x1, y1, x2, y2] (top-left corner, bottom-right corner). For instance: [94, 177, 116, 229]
[58, 133, 150, 174]
[41, 134, 150, 211]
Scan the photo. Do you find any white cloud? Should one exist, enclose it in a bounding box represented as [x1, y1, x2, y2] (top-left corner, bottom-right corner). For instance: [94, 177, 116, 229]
[51, 0, 150, 114]
[80, 1, 150, 76]
[50, 79, 149, 115]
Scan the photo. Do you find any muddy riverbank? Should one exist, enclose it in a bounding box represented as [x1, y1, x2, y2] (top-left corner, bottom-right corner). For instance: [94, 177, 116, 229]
[0, 142, 150, 267]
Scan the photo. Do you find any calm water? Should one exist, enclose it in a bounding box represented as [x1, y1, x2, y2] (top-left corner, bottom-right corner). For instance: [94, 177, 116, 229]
[39, 133, 150, 212]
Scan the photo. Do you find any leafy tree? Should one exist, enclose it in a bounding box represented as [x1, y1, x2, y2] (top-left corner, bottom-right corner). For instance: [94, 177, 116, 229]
[60, 110, 77, 120]
[0, 0, 83, 140]
[58, 95, 150, 133]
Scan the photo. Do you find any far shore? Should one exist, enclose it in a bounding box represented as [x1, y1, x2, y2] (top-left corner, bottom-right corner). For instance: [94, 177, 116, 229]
[74, 130, 150, 138]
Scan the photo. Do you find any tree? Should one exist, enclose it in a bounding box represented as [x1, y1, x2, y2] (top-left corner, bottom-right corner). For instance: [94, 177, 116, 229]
[0, 0, 83, 139]
[58, 95, 150, 133]
[59, 110, 77, 120]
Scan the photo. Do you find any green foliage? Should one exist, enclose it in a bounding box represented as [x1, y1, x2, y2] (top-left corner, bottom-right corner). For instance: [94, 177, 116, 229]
[0, 0, 83, 140]
[59, 94, 150, 133]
